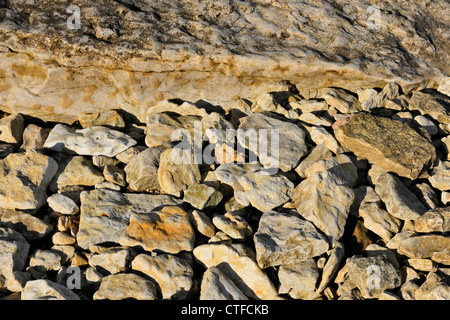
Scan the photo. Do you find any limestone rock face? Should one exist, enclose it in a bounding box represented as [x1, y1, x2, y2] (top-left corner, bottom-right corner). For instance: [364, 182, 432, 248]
[333, 112, 436, 179]
[0, 1, 448, 123]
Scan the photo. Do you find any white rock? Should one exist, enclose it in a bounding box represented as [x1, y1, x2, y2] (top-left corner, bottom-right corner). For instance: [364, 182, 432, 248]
[414, 115, 438, 136]
[132, 253, 194, 300]
[89, 247, 134, 275]
[44, 124, 137, 157]
[278, 258, 319, 299]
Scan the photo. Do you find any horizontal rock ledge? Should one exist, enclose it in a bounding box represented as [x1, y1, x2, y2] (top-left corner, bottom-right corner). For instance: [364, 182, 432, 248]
[0, 0, 448, 123]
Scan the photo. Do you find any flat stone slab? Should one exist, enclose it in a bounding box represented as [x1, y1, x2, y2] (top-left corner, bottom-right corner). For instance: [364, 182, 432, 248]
[333, 112, 436, 179]
[77, 189, 181, 249]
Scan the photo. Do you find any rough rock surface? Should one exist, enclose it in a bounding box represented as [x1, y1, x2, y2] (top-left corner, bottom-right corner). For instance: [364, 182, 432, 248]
[333, 112, 436, 179]
[0, 1, 448, 123]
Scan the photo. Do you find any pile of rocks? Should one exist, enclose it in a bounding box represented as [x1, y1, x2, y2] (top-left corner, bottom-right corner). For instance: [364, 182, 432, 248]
[0, 79, 449, 300]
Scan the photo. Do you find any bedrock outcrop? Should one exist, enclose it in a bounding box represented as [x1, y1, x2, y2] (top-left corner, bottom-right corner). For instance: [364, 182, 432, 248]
[0, 0, 448, 123]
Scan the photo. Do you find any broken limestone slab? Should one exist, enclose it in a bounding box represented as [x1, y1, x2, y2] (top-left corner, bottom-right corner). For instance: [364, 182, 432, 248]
[193, 243, 280, 300]
[0, 151, 58, 211]
[253, 210, 329, 269]
[119, 205, 195, 254]
[333, 112, 436, 180]
[77, 189, 181, 249]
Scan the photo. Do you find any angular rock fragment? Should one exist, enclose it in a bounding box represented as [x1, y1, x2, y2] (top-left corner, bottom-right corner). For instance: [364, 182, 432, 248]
[253, 210, 329, 269]
[199, 266, 248, 300]
[374, 172, 427, 220]
[119, 205, 195, 254]
[79, 110, 125, 129]
[212, 212, 253, 241]
[22, 279, 80, 300]
[157, 147, 201, 197]
[408, 89, 450, 125]
[132, 253, 194, 300]
[322, 88, 360, 114]
[415, 207, 450, 233]
[44, 124, 136, 157]
[29, 249, 62, 272]
[397, 235, 450, 260]
[415, 271, 450, 300]
[124, 145, 167, 192]
[346, 255, 401, 299]
[20, 124, 50, 152]
[54, 156, 104, 189]
[429, 160, 450, 191]
[0, 227, 30, 279]
[93, 273, 157, 300]
[145, 112, 202, 147]
[0, 208, 52, 240]
[292, 170, 355, 241]
[294, 144, 333, 178]
[333, 112, 436, 179]
[238, 113, 308, 172]
[238, 172, 294, 212]
[89, 247, 134, 275]
[317, 242, 345, 293]
[0, 113, 24, 145]
[189, 210, 215, 238]
[0, 152, 58, 210]
[183, 184, 223, 210]
[77, 189, 181, 249]
[278, 258, 319, 299]
[193, 243, 279, 300]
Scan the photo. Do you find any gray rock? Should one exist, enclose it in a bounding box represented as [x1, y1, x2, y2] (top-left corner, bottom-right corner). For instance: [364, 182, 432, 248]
[292, 170, 355, 241]
[47, 193, 79, 215]
[253, 210, 329, 269]
[183, 184, 223, 210]
[238, 113, 308, 172]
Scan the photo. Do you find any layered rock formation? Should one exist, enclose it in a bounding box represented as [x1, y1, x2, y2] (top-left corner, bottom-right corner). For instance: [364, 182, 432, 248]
[0, 0, 448, 123]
